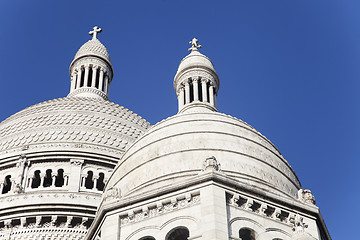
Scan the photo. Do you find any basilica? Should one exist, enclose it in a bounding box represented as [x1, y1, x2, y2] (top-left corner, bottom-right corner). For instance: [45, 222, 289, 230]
[0, 27, 331, 240]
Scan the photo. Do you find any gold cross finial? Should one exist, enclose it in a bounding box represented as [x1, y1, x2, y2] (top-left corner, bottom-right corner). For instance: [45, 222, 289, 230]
[188, 38, 202, 52]
[89, 26, 102, 40]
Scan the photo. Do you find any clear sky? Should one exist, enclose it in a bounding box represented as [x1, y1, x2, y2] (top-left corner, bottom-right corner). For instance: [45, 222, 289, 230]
[0, 1, 359, 239]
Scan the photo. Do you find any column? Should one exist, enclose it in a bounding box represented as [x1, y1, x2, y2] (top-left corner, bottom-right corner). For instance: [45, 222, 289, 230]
[81, 175, 86, 188]
[65, 175, 69, 186]
[193, 77, 199, 101]
[99, 69, 104, 91]
[104, 75, 109, 94]
[84, 66, 90, 87]
[178, 87, 185, 110]
[52, 174, 56, 187]
[91, 66, 97, 88]
[76, 68, 82, 88]
[28, 177, 33, 188]
[209, 84, 215, 106]
[71, 74, 76, 91]
[202, 79, 208, 103]
[93, 177, 98, 191]
[185, 80, 190, 104]
[39, 173, 45, 188]
[69, 159, 83, 191]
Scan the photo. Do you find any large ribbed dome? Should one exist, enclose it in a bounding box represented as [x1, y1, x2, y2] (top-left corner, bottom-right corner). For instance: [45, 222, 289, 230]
[107, 111, 301, 200]
[0, 97, 150, 157]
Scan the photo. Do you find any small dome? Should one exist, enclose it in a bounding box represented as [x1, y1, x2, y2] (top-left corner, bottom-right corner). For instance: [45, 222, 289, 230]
[73, 38, 111, 64]
[0, 97, 150, 157]
[175, 50, 217, 77]
[107, 112, 301, 200]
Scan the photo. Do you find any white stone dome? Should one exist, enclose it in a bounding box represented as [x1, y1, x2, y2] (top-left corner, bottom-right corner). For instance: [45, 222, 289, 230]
[0, 97, 150, 158]
[107, 111, 301, 200]
[74, 38, 111, 64]
[175, 50, 216, 76]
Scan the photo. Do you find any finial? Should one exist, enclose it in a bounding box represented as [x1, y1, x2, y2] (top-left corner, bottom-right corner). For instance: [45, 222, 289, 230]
[188, 38, 202, 52]
[89, 26, 102, 40]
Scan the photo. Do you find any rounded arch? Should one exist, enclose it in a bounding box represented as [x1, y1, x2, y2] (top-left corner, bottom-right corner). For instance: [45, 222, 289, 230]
[125, 216, 198, 240]
[239, 227, 258, 240]
[165, 227, 189, 240]
[229, 217, 265, 240]
[139, 237, 156, 240]
[263, 228, 291, 240]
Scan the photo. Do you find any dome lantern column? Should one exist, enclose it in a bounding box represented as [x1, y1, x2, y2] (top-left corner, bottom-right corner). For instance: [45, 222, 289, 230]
[174, 38, 220, 114]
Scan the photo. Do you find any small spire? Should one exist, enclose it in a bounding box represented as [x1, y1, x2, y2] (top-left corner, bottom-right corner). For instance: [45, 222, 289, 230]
[188, 38, 202, 52]
[89, 26, 102, 40]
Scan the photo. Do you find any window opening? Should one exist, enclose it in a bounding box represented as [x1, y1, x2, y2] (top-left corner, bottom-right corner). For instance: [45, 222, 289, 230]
[189, 82, 194, 103]
[140, 237, 155, 240]
[198, 80, 203, 101]
[166, 227, 189, 240]
[55, 169, 64, 187]
[2, 175, 12, 194]
[95, 69, 100, 88]
[206, 81, 210, 103]
[239, 228, 256, 240]
[88, 68, 93, 87]
[43, 169, 52, 187]
[31, 170, 41, 188]
[85, 171, 94, 189]
[96, 172, 105, 191]
[80, 68, 85, 87]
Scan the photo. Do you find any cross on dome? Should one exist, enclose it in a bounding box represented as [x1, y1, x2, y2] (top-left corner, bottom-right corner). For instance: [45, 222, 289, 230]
[188, 38, 202, 52]
[89, 26, 102, 40]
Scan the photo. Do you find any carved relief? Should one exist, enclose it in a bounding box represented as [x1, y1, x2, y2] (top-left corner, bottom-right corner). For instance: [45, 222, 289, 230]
[298, 189, 316, 204]
[202, 156, 221, 172]
[226, 191, 297, 226]
[119, 193, 200, 226]
[103, 187, 121, 202]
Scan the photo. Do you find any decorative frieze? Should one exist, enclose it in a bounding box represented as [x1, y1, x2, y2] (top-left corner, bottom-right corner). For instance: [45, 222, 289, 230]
[119, 192, 200, 226]
[226, 191, 300, 227]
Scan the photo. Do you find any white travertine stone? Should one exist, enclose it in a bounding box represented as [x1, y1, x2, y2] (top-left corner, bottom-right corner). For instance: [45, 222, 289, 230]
[91, 66, 97, 88]
[174, 38, 219, 113]
[0, 26, 151, 240]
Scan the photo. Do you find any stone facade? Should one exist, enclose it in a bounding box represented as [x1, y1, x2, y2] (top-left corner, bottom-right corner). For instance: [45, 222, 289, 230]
[0, 27, 150, 240]
[0, 28, 331, 240]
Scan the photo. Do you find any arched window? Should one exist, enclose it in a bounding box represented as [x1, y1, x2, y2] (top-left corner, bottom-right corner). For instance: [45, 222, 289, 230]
[239, 228, 256, 240]
[166, 227, 189, 240]
[139, 237, 155, 240]
[43, 169, 52, 187]
[32, 170, 41, 188]
[96, 172, 105, 191]
[2, 175, 12, 194]
[85, 171, 94, 189]
[55, 169, 64, 187]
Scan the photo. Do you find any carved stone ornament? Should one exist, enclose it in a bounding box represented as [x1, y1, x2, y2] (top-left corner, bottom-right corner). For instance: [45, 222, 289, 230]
[202, 156, 221, 172]
[298, 189, 316, 205]
[290, 214, 308, 232]
[70, 159, 84, 166]
[104, 187, 121, 202]
[13, 183, 24, 194]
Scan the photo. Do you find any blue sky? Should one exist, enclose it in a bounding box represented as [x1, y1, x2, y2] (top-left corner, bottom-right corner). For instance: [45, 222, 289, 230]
[1, 1, 359, 239]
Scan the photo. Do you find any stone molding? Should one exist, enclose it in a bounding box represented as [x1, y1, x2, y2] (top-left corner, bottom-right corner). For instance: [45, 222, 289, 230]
[226, 191, 309, 230]
[119, 192, 200, 226]
[67, 88, 109, 100]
